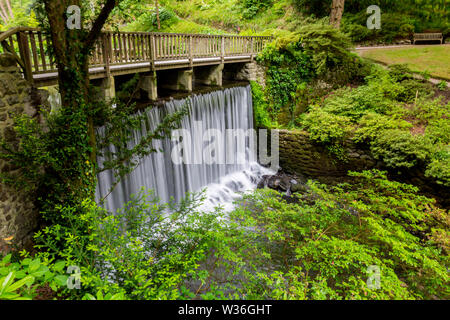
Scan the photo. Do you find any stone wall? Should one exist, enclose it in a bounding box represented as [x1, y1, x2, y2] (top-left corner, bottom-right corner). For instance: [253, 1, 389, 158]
[0, 53, 40, 253]
[278, 129, 378, 179]
[277, 129, 449, 207]
[224, 62, 267, 87]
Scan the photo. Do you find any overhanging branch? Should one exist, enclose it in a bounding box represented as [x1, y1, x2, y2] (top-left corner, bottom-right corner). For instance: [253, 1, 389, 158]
[83, 0, 118, 51]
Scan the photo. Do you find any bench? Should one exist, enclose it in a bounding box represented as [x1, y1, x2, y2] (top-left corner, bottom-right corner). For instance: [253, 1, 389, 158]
[413, 33, 443, 44]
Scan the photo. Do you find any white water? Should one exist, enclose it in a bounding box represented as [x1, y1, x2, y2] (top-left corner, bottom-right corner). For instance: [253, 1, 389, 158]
[96, 85, 273, 214]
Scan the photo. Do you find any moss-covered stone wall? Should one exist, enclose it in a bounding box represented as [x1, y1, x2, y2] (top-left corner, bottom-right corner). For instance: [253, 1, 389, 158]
[0, 53, 40, 253]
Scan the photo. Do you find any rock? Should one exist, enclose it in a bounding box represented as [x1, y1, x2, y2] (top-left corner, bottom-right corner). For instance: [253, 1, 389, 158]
[279, 176, 291, 191]
[268, 176, 281, 189]
[0, 53, 17, 68]
[257, 175, 269, 189]
[291, 183, 309, 194]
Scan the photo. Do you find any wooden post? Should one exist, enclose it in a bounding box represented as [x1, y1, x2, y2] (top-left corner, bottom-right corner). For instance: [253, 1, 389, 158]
[101, 33, 111, 78]
[189, 35, 193, 67]
[221, 35, 225, 63]
[150, 34, 156, 70]
[17, 31, 33, 84]
[250, 37, 254, 61]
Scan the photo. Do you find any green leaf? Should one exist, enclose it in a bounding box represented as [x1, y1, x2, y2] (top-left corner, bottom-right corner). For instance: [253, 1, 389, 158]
[0, 272, 15, 295]
[54, 275, 68, 287]
[1, 254, 12, 265]
[83, 293, 96, 300]
[28, 259, 41, 273]
[53, 261, 66, 273]
[6, 275, 35, 293]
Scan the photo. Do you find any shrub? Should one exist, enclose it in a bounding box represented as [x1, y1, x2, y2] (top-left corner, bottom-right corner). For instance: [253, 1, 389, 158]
[0, 254, 68, 300]
[354, 113, 412, 143]
[217, 170, 449, 299]
[299, 107, 353, 144]
[370, 129, 433, 169]
[34, 190, 226, 300]
[250, 81, 273, 128]
[321, 85, 392, 121]
[240, 0, 273, 19]
[257, 34, 313, 120]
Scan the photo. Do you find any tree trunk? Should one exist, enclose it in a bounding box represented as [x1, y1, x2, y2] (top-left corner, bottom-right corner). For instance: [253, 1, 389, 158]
[330, 0, 345, 29]
[155, 0, 161, 30]
[5, 0, 12, 19]
[0, 0, 10, 23]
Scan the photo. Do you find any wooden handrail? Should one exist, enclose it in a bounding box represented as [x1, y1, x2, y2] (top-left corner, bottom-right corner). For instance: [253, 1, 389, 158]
[0, 27, 39, 42]
[0, 27, 273, 84]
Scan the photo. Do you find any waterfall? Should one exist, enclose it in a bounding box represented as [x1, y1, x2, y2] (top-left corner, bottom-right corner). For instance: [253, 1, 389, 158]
[96, 85, 273, 213]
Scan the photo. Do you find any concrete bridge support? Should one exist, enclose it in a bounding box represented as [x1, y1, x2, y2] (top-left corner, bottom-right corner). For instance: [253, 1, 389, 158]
[139, 71, 158, 101]
[194, 64, 224, 86]
[100, 75, 116, 101]
[223, 62, 258, 82]
[159, 69, 193, 92]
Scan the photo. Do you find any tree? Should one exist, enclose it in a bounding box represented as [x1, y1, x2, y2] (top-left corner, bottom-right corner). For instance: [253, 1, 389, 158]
[330, 0, 345, 29]
[0, 0, 186, 221]
[155, 0, 160, 30]
[0, 0, 12, 24]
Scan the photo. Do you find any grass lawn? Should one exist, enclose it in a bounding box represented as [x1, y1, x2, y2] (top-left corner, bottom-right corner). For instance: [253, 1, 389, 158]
[359, 45, 450, 80]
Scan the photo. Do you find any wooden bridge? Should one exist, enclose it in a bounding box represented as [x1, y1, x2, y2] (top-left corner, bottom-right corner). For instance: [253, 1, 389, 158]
[0, 27, 271, 100]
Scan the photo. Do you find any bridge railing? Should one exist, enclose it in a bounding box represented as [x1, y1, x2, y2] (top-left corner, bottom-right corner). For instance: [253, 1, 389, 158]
[0, 27, 272, 83]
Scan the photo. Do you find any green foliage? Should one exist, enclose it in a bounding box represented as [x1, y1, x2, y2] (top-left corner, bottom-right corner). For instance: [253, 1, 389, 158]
[292, 0, 330, 18]
[0, 253, 67, 300]
[341, 1, 450, 44]
[438, 81, 448, 91]
[257, 34, 313, 122]
[128, 6, 179, 32]
[254, 22, 373, 126]
[250, 81, 273, 128]
[205, 170, 449, 299]
[354, 113, 412, 143]
[370, 129, 432, 169]
[0, 76, 187, 255]
[299, 107, 353, 144]
[240, 0, 273, 19]
[0, 0, 39, 31]
[258, 35, 314, 121]
[34, 189, 226, 300]
[296, 63, 449, 185]
[30, 169, 448, 300]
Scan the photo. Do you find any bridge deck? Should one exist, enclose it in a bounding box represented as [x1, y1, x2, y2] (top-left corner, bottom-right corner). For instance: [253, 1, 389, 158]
[0, 28, 271, 87]
[32, 55, 253, 87]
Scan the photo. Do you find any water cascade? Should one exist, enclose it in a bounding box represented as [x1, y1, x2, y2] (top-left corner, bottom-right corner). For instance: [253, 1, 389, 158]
[96, 85, 273, 213]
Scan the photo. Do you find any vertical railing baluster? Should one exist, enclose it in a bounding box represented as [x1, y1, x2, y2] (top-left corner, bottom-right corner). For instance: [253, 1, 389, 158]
[17, 31, 33, 83]
[37, 32, 47, 71]
[29, 31, 39, 72]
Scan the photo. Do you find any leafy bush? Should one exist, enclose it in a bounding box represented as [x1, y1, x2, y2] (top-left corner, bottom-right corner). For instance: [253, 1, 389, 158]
[296, 21, 354, 78]
[28, 168, 450, 300]
[321, 85, 392, 121]
[34, 190, 226, 300]
[213, 170, 449, 299]
[354, 113, 412, 143]
[250, 81, 273, 128]
[438, 81, 448, 91]
[240, 0, 273, 19]
[300, 107, 353, 144]
[370, 129, 432, 169]
[257, 34, 313, 121]
[0, 254, 68, 300]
